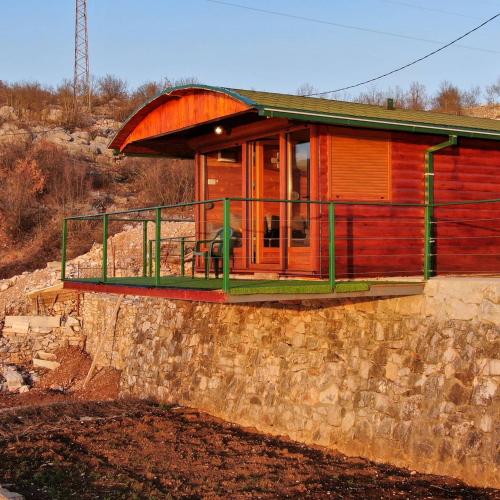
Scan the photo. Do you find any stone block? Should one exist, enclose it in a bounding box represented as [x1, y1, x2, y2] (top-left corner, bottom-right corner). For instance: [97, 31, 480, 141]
[36, 351, 57, 361]
[326, 406, 342, 426]
[2, 366, 24, 391]
[486, 359, 500, 376]
[319, 383, 339, 404]
[341, 411, 355, 433]
[471, 378, 497, 406]
[65, 316, 80, 328]
[478, 300, 500, 324]
[385, 362, 399, 382]
[359, 359, 372, 379]
[374, 393, 391, 415]
[33, 359, 60, 370]
[445, 300, 477, 321]
[478, 414, 493, 433]
[291, 333, 306, 348]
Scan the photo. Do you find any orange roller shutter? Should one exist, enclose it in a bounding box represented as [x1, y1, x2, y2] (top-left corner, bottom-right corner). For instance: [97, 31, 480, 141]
[330, 129, 392, 201]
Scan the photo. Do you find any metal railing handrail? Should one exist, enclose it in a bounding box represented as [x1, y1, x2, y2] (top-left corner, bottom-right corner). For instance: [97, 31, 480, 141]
[61, 196, 500, 289]
[62, 196, 500, 221]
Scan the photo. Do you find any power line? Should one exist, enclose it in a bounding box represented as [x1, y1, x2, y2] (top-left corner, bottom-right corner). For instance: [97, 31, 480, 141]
[376, 0, 480, 20]
[303, 11, 500, 96]
[206, 0, 500, 54]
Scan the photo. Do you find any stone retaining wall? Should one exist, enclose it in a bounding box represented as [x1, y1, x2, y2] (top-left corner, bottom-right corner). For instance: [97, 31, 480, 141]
[0, 316, 85, 365]
[82, 277, 499, 488]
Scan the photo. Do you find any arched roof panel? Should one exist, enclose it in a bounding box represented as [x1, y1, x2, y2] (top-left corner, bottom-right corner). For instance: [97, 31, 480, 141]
[109, 85, 258, 151]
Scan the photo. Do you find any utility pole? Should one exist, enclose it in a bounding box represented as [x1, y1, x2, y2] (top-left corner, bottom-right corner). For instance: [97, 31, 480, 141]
[74, 0, 90, 110]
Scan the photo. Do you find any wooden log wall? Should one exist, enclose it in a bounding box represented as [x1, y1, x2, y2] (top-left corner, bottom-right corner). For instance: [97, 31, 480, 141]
[319, 127, 500, 279]
[434, 138, 500, 276]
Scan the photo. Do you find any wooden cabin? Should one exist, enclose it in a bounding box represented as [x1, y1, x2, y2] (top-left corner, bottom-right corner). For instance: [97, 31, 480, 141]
[62, 85, 500, 302]
[108, 85, 500, 278]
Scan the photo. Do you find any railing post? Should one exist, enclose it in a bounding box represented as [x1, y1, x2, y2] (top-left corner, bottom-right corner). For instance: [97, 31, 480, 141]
[142, 221, 148, 277]
[155, 208, 161, 286]
[222, 199, 231, 293]
[328, 203, 336, 291]
[102, 214, 108, 282]
[61, 218, 68, 281]
[148, 240, 153, 277]
[180, 236, 186, 277]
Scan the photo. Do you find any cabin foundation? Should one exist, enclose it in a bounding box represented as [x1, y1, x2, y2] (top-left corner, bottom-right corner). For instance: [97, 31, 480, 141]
[81, 276, 499, 488]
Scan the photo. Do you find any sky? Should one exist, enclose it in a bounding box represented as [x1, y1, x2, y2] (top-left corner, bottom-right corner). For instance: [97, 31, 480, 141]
[0, 0, 499, 98]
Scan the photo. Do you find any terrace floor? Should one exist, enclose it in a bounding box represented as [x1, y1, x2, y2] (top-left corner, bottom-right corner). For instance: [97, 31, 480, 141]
[63, 276, 425, 303]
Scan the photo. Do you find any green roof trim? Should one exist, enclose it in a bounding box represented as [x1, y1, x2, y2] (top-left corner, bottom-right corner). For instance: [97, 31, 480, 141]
[109, 84, 500, 150]
[230, 88, 500, 141]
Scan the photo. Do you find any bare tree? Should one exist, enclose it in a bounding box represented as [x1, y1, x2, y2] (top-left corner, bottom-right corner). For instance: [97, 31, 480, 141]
[96, 74, 128, 102]
[131, 157, 195, 207]
[486, 77, 500, 104]
[296, 83, 318, 96]
[164, 76, 200, 88]
[461, 86, 481, 109]
[432, 81, 462, 114]
[132, 81, 164, 102]
[357, 86, 386, 105]
[405, 82, 428, 110]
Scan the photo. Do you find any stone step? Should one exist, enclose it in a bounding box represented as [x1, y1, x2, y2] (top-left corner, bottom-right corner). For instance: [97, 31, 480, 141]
[35, 351, 57, 361]
[32, 358, 60, 370]
[4, 316, 61, 334]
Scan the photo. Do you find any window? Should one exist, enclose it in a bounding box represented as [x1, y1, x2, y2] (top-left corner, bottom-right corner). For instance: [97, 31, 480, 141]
[288, 129, 311, 247]
[330, 130, 391, 201]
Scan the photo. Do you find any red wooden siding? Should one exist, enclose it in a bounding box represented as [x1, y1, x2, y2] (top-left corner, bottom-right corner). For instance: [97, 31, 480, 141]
[319, 128, 500, 278]
[434, 139, 500, 275]
[321, 128, 434, 278]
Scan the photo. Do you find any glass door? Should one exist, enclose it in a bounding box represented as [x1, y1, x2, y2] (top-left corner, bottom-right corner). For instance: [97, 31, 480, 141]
[248, 136, 281, 267]
[287, 129, 313, 272]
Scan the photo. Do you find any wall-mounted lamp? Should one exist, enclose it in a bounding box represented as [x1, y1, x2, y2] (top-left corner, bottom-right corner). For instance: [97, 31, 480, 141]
[214, 125, 225, 135]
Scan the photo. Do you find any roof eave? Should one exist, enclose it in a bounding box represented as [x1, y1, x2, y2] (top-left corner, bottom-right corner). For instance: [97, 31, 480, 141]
[259, 107, 500, 141]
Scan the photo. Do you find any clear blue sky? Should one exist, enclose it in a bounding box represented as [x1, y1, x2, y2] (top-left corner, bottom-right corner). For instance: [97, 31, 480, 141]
[1, 0, 499, 97]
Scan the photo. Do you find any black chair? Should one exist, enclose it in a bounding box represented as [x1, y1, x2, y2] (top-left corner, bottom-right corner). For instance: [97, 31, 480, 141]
[192, 228, 239, 279]
[264, 215, 280, 248]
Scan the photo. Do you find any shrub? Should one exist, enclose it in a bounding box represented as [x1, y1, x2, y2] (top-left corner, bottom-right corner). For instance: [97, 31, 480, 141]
[130, 157, 195, 207]
[96, 74, 128, 103]
[0, 141, 93, 240]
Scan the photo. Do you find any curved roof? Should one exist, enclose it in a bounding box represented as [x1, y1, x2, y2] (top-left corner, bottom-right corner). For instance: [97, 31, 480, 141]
[109, 84, 500, 151]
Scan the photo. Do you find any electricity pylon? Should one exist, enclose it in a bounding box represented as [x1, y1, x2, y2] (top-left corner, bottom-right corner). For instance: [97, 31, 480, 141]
[74, 0, 90, 109]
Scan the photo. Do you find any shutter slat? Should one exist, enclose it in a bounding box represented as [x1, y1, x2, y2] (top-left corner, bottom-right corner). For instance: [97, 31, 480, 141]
[331, 130, 391, 201]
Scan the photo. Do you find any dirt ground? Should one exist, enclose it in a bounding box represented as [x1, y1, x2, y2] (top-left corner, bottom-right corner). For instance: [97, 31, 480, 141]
[0, 399, 497, 500]
[0, 350, 498, 499]
[0, 347, 121, 410]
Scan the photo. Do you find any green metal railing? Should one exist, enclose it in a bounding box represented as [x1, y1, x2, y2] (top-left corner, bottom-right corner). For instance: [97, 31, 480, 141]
[147, 236, 196, 277]
[61, 197, 500, 294]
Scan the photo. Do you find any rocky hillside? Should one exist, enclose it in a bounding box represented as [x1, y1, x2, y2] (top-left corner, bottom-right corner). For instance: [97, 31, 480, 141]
[465, 104, 500, 120]
[0, 104, 120, 160]
[0, 102, 194, 279]
[0, 219, 194, 317]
